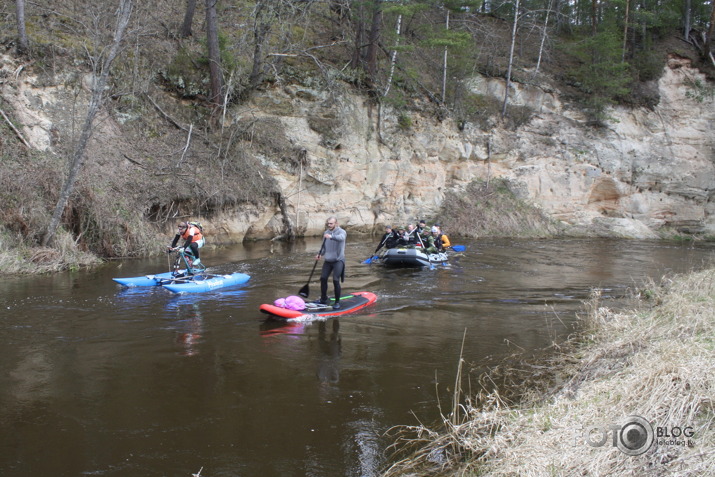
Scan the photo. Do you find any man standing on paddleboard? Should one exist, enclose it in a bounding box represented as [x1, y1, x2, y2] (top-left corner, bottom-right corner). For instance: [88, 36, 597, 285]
[316, 216, 347, 309]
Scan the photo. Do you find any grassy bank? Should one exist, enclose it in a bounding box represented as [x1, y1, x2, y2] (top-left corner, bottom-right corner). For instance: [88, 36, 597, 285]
[383, 267, 715, 476]
[0, 228, 100, 274]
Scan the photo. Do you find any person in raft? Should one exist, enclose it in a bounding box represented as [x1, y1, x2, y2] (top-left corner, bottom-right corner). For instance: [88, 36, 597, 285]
[169, 221, 205, 265]
[426, 226, 445, 253]
[416, 219, 428, 235]
[434, 224, 452, 249]
[315, 216, 347, 310]
[374, 225, 399, 254]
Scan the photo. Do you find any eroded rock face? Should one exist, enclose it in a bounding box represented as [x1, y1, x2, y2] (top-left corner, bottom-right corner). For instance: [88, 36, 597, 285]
[3, 53, 713, 240]
[246, 56, 713, 239]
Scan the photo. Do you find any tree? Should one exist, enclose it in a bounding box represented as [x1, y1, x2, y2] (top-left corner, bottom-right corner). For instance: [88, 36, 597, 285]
[180, 0, 196, 38]
[502, 0, 520, 117]
[365, 0, 384, 80]
[707, 0, 715, 64]
[15, 0, 29, 55]
[568, 28, 632, 120]
[591, 0, 598, 35]
[684, 0, 691, 39]
[43, 0, 134, 246]
[384, 10, 402, 96]
[249, 0, 274, 91]
[621, 0, 630, 61]
[535, 0, 553, 73]
[205, 0, 223, 109]
[421, 1, 476, 104]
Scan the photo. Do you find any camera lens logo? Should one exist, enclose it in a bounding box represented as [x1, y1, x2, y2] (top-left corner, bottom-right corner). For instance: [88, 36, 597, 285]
[617, 415, 654, 456]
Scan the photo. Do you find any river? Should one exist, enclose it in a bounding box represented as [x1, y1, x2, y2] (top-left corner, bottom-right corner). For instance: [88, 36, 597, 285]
[0, 238, 712, 476]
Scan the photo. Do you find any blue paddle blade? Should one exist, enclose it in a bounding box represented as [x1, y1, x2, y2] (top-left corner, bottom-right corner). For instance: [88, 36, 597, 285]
[451, 245, 466, 252]
[363, 255, 378, 264]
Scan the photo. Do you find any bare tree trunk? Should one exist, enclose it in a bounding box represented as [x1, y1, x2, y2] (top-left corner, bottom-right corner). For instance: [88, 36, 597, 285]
[622, 0, 630, 61]
[205, 0, 223, 109]
[535, 0, 552, 74]
[43, 0, 133, 246]
[249, 0, 271, 91]
[442, 8, 449, 103]
[707, 0, 715, 58]
[365, 0, 382, 81]
[350, 1, 365, 70]
[683, 0, 691, 40]
[383, 13, 402, 96]
[180, 0, 196, 38]
[553, 0, 563, 33]
[502, 0, 519, 118]
[15, 0, 29, 55]
[591, 0, 598, 36]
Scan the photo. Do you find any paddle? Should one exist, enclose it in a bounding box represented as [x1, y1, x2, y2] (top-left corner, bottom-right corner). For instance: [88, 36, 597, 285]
[364, 234, 390, 264]
[363, 255, 379, 264]
[451, 245, 466, 252]
[299, 238, 326, 298]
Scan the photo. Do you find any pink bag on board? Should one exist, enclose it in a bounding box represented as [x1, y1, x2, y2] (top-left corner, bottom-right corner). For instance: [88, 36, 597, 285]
[284, 295, 306, 311]
[273, 296, 306, 311]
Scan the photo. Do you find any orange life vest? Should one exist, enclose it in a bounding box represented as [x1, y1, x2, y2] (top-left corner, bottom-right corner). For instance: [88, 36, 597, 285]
[181, 225, 203, 243]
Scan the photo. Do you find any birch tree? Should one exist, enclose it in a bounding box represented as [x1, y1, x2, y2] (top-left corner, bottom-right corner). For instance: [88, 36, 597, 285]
[43, 0, 134, 246]
[384, 12, 402, 96]
[535, 0, 552, 73]
[502, 0, 520, 117]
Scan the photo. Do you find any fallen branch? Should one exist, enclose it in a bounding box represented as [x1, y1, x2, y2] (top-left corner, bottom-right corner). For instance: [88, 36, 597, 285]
[0, 108, 31, 148]
[144, 93, 189, 132]
[123, 153, 147, 169]
[176, 123, 193, 166]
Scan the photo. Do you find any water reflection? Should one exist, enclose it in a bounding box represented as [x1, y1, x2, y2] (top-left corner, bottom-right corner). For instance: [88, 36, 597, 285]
[316, 320, 341, 385]
[170, 302, 204, 357]
[259, 319, 307, 338]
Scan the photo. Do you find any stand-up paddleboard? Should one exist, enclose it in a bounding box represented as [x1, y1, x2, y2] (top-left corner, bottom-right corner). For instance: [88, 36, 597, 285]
[260, 291, 377, 321]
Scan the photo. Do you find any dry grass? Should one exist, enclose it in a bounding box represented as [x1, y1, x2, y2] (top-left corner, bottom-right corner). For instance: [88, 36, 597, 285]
[439, 179, 563, 239]
[383, 268, 715, 476]
[0, 228, 100, 274]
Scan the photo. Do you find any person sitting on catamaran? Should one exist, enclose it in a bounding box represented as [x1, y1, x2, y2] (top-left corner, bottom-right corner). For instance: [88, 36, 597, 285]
[169, 222, 205, 265]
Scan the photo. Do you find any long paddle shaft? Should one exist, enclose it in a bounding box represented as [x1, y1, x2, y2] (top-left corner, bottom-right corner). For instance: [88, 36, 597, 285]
[365, 235, 389, 263]
[299, 238, 326, 297]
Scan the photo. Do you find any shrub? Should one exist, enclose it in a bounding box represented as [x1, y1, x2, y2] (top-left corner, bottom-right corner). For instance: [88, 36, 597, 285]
[438, 178, 562, 238]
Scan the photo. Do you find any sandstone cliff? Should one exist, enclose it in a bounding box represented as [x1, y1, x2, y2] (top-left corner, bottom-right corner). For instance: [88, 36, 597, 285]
[2, 52, 713, 243]
[241, 54, 713, 240]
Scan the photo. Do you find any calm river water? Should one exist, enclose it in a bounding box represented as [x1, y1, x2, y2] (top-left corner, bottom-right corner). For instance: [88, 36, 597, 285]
[0, 238, 712, 477]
